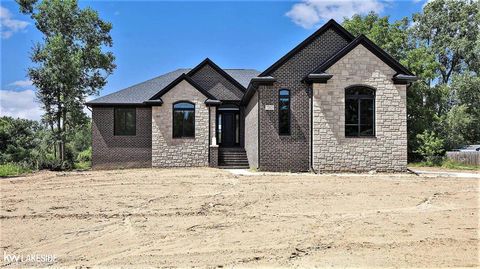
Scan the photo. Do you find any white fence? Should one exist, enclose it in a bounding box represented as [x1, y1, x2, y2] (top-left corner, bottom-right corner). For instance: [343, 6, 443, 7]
[446, 151, 480, 166]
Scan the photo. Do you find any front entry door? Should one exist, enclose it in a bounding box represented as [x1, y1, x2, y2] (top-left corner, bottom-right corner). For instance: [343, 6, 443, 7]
[218, 111, 239, 147]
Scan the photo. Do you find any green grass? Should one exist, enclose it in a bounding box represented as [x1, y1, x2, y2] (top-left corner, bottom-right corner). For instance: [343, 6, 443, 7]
[409, 159, 480, 171]
[73, 161, 91, 170]
[0, 163, 31, 177]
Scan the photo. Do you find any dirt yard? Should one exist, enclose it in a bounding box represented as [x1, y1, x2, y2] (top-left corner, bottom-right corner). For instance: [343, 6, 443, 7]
[1, 168, 478, 268]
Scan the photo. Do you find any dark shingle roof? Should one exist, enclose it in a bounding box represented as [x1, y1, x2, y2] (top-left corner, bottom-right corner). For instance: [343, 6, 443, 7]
[87, 68, 260, 105]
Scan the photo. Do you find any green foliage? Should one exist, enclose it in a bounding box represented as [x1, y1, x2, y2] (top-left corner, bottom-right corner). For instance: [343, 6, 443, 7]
[343, 1, 479, 163]
[0, 117, 44, 166]
[413, 0, 479, 83]
[17, 0, 115, 166]
[343, 12, 410, 59]
[76, 147, 92, 163]
[415, 131, 445, 165]
[0, 116, 91, 172]
[0, 163, 31, 177]
[409, 159, 480, 171]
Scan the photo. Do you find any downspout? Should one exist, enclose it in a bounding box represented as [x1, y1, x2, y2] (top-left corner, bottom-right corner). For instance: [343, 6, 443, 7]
[257, 88, 261, 171]
[309, 84, 316, 173]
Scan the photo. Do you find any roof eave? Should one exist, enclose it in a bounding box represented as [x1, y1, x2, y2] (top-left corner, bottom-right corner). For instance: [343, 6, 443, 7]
[393, 74, 418, 84]
[241, 76, 277, 105]
[303, 73, 333, 84]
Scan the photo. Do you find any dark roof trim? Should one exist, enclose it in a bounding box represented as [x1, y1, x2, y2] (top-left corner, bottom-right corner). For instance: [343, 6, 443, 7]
[205, 99, 222, 106]
[143, 99, 163, 106]
[187, 58, 247, 92]
[259, 19, 355, 77]
[240, 76, 277, 105]
[250, 76, 276, 84]
[149, 73, 217, 101]
[311, 34, 415, 77]
[303, 73, 333, 84]
[86, 102, 147, 107]
[393, 74, 418, 84]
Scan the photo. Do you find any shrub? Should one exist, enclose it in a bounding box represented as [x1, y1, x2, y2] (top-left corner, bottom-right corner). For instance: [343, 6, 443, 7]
[0, 163, 31, 177]
[415, 131, 445, 165]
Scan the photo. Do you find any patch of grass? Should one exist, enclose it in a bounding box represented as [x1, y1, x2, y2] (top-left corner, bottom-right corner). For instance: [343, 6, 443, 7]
[74, 161, 91, 170]
[409, 160, 480, 171]
[441, 159, 479, 171]
[0, 163, 31, 177]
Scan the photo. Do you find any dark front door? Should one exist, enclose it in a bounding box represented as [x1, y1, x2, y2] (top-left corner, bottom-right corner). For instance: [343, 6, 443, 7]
[218, 111, 239, 147]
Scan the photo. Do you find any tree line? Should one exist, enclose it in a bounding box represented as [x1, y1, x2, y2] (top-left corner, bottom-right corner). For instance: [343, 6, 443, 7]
[0, 0, 478, 173]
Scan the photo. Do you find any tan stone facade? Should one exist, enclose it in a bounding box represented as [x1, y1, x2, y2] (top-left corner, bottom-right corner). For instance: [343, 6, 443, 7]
[312, 44, 408, 172]
[151, 80, 213, 167]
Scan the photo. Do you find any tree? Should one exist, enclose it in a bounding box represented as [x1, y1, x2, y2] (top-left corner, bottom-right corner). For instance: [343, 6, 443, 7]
[17, 0, 115, 167]
[412, 0, 479, 84]
[343, 12, 411, 60]
[415, 131, 445, 165]
[0, 117, 44, 165]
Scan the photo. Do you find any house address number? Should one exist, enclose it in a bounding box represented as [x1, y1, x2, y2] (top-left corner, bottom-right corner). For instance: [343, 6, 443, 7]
[265, 105, 274, 111]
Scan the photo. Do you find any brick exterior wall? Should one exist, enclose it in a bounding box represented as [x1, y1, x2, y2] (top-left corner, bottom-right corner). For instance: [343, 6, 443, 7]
[244, 91, 259, 169]
[92, 107, 152, 169]
[190, 64, 244, 101]
[151, 80, 211, 167]
[259, 29, 350, 172]
[312, 44, 408, 172]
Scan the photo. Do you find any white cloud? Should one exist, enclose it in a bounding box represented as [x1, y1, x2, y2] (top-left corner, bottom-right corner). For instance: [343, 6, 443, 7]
[0, 89, 43, 121]
[9, 79, 33, 88]
[0, 6, 29, 39]
[286, 0, 385, 29]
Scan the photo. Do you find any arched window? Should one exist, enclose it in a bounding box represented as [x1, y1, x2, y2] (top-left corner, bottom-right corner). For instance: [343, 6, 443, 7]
[345, 86, 375, 137]
[279, 89, 291, 135]
[173, 101, 195, 138]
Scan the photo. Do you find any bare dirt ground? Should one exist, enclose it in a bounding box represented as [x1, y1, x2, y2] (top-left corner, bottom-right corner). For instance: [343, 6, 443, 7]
[1, 168, 478, 268]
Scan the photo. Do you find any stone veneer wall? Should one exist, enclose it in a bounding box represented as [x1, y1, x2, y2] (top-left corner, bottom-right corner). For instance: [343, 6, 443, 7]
[92, 107, 152, 169]
[312, 44, 408, 172]
[151, 80, 210, 167]
[244, 91, 259, 169]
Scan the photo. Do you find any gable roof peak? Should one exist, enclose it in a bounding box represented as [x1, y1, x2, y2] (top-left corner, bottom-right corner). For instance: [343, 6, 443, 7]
[310, 33, 414, 76]
[187, 57, 248, 92]
[259, 19, 355, 77]
[149, 73, 217, 101]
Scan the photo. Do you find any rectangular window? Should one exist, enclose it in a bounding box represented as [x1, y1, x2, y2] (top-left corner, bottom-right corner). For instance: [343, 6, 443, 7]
[279, 89, 291, 135]
[114, 108, 136, 136]
[345, 87, 375, 137]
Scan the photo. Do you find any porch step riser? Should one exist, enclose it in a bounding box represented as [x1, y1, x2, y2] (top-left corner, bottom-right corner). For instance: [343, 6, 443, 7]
[218, 148, 249, 168]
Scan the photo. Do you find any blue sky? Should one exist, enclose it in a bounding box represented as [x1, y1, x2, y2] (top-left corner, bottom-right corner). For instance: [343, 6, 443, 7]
[1, 0, 426, 120]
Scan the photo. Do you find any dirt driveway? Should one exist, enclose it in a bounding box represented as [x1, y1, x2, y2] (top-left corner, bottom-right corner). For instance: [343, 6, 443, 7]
[1, 168, 478, 268]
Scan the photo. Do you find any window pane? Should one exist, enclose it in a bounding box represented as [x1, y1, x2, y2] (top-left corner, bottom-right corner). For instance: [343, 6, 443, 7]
[124, 110, 136, 135]
[279, 89, 289, 96]
[345, 99, 358, 124]
[360, 125, 374, 136]
[235, 113, 239, 144]
[183, 111, 195, 137]
[173, 111, 183, 137]
[360, 99, 374, 126]
[174, 102, 194, 110]
[115, 108, 135, 136]
[279, 89, 290, 135]
[345, 125, 358, 137]
[218, 114, 222, 143]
